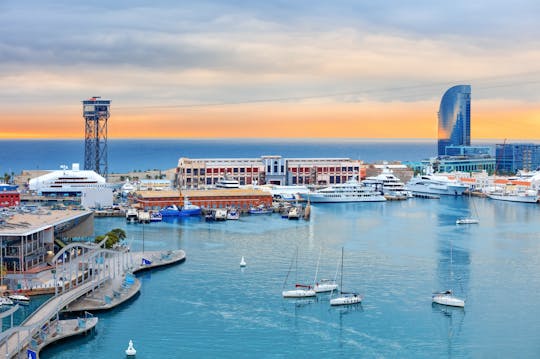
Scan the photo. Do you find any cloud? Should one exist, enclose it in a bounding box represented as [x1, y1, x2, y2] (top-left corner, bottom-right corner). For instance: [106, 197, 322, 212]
[0, 0, 539, 139]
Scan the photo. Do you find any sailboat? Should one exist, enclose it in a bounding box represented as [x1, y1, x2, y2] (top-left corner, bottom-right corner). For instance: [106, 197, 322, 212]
[330, 247, 362, 306]
[240, 256, 246, 267]
[282, 249, 316, 298]
[432, 239, 465, 307]
[313, 249, 339, 293]
[456, 189, 479, 225]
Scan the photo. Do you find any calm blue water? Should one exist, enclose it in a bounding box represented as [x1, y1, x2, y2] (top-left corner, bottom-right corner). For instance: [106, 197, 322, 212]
[39, 197, 540, 358]
[0, 139, 440, 174]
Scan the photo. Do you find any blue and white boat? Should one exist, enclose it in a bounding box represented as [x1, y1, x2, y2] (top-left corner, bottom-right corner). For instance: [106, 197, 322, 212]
[249, 205, 273, 215]
[150, 212, 163, 222]
[159, 198, 201, 217]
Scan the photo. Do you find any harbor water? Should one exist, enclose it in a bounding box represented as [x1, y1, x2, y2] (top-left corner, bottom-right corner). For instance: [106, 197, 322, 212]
[41, 196, 540, 358]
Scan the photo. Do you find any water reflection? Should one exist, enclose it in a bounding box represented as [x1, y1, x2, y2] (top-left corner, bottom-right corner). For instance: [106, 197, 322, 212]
[432, 303, 465, 358]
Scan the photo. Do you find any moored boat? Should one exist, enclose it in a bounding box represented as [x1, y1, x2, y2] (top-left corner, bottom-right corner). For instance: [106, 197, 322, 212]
[249, 205, 273, 214]
[487, 191, 539, 203]
[8, 294, 30, 304]
[299, 177, 386, 203]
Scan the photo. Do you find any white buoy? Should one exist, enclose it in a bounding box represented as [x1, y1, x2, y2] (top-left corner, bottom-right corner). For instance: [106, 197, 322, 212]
[125, 339, 137, 356]
[240, 256, 246, 267]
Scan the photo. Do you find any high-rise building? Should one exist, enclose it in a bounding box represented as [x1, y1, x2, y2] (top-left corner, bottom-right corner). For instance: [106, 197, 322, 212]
[83, 96, 110, 178]
[495, 143, 540, 174]
[437, 85, 471, 156]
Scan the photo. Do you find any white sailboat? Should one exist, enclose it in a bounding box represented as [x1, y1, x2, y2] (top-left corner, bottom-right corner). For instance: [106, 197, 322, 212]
[456, 190, 479, 225]
[240, 256, 246, 267]
[313, 249, 338, 293]
[330, 247, 362, 306]
[432, 239, 465, 308]
[282, 249, 316, 298]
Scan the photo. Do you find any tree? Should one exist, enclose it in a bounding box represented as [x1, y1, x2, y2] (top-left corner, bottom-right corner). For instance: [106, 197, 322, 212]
[94, 228, 126, 249]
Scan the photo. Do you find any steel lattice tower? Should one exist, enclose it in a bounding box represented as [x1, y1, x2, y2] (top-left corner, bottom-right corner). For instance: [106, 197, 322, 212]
[83, 96, 110, 178]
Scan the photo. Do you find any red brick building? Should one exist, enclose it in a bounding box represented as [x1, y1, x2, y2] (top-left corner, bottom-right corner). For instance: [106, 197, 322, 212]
[0, 191, 20, 207]
[134, 189, 272, 211]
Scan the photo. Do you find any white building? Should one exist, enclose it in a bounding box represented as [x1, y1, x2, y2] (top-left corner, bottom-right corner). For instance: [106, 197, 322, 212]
[28, 163, 113, 209]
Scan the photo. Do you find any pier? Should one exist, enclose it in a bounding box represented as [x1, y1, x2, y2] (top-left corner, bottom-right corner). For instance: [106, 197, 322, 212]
[0, 244, 186, 358]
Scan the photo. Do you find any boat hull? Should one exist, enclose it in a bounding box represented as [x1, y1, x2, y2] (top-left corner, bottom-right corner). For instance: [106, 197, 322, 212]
[456, 218, 479, 224]
[330, 294, 362, 306]
[487, 194, 539, 203]
[300, 194, 386, 203]
[432, 294, 465, 307]
[282, 289, 316, 298]
[314, 283, 338, 293]
[405, 184, 468, 196]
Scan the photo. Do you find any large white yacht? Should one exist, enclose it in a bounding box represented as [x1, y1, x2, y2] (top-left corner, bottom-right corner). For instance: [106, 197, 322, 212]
[405, 171, 468, 196]
[363, 165, 411, 199]
[215, 175, 240, 189]
[487, 190, 539, 203]
[299, 177, 386, 203]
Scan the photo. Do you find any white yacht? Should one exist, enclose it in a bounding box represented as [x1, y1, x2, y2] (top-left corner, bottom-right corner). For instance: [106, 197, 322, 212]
[405, 174, 468, 196]
[314, 279, 338, 293]
[215, 175, 240, 189]
[432, 290, 465, 308]
[363, 165, 411, 199]
[487, 190, 539, 203]
[299, 177, 386, 203]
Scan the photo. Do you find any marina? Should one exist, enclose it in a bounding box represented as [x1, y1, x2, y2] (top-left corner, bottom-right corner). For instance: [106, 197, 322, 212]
[34, 196, 540, 358]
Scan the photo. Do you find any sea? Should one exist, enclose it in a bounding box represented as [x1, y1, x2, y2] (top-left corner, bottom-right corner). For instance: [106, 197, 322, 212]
[0, 138, 443, 174]
[2, 139, 539, 358]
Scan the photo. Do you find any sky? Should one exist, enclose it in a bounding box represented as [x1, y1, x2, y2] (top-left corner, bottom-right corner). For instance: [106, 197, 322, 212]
[1, 0, 540, 139]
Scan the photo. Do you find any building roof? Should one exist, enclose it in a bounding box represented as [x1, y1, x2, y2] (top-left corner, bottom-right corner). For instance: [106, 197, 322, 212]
[0, 209, 92, 236]
[136, 188, 272, 199]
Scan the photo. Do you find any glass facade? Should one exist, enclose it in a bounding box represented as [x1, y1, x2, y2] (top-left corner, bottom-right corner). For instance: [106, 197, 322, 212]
[495, 143, 540, 174]
[437, 85, 471, 156]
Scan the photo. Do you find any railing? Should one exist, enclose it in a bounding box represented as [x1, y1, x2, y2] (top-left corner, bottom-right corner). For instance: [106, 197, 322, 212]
[0, 276, 109, 358]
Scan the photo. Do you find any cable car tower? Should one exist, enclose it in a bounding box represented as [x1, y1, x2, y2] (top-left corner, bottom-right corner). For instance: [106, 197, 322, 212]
[83, 96, 110, 178]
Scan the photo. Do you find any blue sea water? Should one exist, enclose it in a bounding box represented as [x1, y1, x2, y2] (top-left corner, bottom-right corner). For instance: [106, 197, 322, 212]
[0, 139, 440, 174]
[38, 197, 540, 358]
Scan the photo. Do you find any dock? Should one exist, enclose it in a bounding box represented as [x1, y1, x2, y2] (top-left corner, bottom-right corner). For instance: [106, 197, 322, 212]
[63, 275, 141, 313]
[0, 248, 185, 358]
[34, 316, 98, 356]
[132, 249, 186, 273]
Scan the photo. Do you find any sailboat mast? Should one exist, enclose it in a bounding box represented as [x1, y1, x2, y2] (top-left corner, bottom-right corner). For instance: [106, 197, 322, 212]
[314, 248, 321, 287]
[340, 247, 344, 293]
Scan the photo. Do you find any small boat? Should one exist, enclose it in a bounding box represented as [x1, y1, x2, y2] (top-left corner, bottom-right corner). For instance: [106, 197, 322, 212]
[125, 208, 138, 223]
[8, 294, 30, 303]
[240, 256, 246, 267]
[287, 207, 300, 220]
[330, 247, 362, 306]
[456, 218, 479, 225]
[282, 284, 316, 298]
[432, 290, 465, 308]
[0, 297, 14, 306]
[313, 249, 338, 293]
[227, 208, 240, 220]
[314, 278, 338, 293]
[282, 249, 316, 298]
[432, 238, 465, 308]
[456, 191, 479, 224]
[249, 205, 273, 215]
[150, 212, 162, 222]
[205, 208, 227, 221]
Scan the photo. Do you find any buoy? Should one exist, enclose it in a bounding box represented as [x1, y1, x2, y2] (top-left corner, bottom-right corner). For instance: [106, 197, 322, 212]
[125, 339, 137, 356]
[240, 256, 246, 267]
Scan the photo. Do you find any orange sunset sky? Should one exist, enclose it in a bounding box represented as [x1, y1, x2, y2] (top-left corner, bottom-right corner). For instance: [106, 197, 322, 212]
[1, 1, 540, 140]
